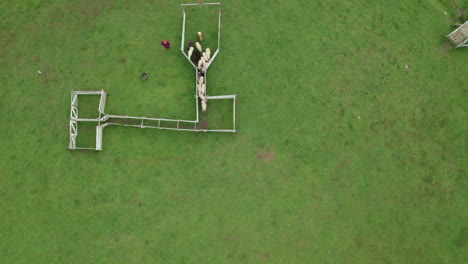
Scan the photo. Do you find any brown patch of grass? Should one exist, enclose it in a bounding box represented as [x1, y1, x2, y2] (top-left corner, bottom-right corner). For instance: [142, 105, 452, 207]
[256, 149, 275, 163]
[443, 184, 456, 195]
[439, 40, 452, 54]
[455, 8, 466, 24]
[340, 77, 352, 95]
[0, 31, 17, 55]
[197, 114, 208, 130]
[39, 69, 62, 85]
[335, 154, 351, 170]
[85, 60, 95, 69]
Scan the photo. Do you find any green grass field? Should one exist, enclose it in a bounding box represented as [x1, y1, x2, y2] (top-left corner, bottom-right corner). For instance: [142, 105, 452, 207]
[1, 0, 467, 263]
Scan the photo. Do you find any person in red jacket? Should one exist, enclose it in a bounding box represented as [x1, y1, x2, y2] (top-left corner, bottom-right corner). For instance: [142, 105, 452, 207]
[160, 40, 170, 49]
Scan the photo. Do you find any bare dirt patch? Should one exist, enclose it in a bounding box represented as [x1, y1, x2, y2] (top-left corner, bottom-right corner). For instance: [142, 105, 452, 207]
[197, 114, 208, 130]
[38, 67, 62, 86]
[455, 8, 465, 24]
[257, 149, 276, 163]
[440, 40, 452, 53]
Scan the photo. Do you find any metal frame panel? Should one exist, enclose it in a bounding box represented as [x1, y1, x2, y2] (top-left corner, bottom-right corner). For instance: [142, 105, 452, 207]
[181, 9, 186, 52]
[205, 95, 236, 99]
[195, 69, 200, 122]
[96, 126, 103, 151]
[106, 115, 198, 123]
[73, 90, 103, 95]
[68, 3, 236, 151]
[180, 8, 197, 69]
[457, 38, 468, 47]
[233, 96, 236, 130]
[69, 121, 78, 149]
[181, 2, 221, 6]
[99, 90, 107, 114]
[71, 93, 78, 106]
[71, 105, 78, 119]
[206, 7, 221, 69]
[447, 21, 468, 48]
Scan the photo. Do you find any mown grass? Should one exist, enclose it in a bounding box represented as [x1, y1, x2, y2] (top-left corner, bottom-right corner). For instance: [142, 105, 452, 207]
[1, 0, 467, 263]
[76, 94, 101, 120]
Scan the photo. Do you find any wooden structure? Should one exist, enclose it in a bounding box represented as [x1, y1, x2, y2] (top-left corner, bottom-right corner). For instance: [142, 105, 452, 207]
[447, 21, 468, 48]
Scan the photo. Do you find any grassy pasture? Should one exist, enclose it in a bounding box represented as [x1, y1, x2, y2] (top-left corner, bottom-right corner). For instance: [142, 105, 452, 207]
[0, 0, 467, 263]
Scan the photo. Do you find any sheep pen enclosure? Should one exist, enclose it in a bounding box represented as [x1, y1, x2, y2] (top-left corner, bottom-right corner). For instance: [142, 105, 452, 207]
[68, 2, 236, 151]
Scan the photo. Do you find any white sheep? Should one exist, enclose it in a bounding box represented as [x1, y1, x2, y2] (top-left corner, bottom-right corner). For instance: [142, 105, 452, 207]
[199, 91, 207, 101]
[198, 84, 204, 97]
[198, 76, 204, 84]
[198, 59, 203, 68]
[201, 99, 207, 112]
[198, 32, 203, 42]
[201, 83, 206, 95]
[206, 48, 211, 60]
[188, 46, 194, 58]
[199, 93, 207, 102]
[198, 83, 205, 94]
[197, 83, 206, 97]
[198, 67, 205, 75]
[202, 52, 209, 62]
[195, 42, 202, 52]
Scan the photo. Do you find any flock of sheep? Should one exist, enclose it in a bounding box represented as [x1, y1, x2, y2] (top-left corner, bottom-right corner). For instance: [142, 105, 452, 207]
[187, 32, 211, 112]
